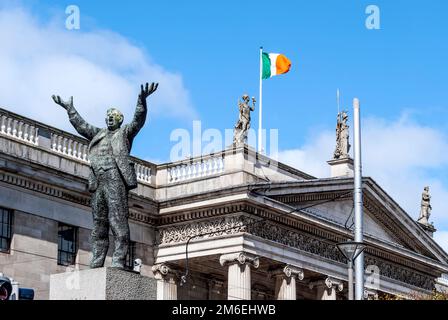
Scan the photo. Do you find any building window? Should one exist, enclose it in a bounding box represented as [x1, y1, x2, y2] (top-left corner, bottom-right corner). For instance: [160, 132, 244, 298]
[125, 241, 136, 271]
[0, 208, 13, 253]
[57, 223, 77, 266]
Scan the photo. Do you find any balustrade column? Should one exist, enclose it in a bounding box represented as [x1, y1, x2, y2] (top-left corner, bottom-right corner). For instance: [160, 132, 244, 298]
[219, 252, 259, 300]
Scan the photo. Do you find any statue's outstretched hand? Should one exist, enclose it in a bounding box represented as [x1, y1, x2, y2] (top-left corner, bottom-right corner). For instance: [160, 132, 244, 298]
[139, 82, 159, 100]
[52, 95, 73, 110]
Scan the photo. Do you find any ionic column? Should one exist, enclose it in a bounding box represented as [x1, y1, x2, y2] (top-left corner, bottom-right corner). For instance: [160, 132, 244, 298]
[270, 265, 304, 300]
[220, 252, 259, 300]
[309, 277, 343, 300]
[152, 263, 178, 300]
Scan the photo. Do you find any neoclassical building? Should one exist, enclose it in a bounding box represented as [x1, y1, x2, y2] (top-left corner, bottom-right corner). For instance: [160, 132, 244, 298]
[1, 106, 447, 300]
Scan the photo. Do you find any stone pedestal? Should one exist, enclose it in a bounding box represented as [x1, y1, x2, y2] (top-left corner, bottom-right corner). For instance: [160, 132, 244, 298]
[271, 265, 304, 300]
[220, 252, 259, 300]
[327, 157, 354, 178]
[49, 267, 157, 300]
[417, 221, 436, 238]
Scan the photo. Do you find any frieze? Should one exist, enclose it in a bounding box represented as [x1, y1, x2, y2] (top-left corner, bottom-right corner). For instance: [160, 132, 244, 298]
[365, 256, 434, 291]
[158, 215, 249, 244]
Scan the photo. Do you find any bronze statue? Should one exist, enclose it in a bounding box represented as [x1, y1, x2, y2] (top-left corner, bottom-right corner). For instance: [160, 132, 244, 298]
[233, 94, 255, 146]
[52, 82, 158, 269]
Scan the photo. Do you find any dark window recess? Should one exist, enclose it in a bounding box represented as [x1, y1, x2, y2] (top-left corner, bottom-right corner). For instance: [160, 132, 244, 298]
[57, 224, 77, 266]
[0, 208, 13, 253]
[125, 241, 136, 271]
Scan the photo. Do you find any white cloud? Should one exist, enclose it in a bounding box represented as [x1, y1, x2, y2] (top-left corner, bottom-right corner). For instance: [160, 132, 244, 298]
[278, 132, 333, 178]
[435, 231, 448, 253]
[0, 7, 196, 133]
[278, 114, 448, 251]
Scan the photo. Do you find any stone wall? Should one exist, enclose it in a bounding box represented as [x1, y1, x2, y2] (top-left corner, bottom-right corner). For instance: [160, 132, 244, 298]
[0, 210, 67, 299]
[0, 209, 155, 300]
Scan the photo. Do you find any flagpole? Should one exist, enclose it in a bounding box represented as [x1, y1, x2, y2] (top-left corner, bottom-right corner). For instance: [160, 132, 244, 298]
[258, 46, 263, 154]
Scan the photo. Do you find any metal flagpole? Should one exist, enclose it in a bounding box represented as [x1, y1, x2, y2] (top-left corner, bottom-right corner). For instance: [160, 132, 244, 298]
[353, 97, 365, 300]
[258, 46, 263, 154]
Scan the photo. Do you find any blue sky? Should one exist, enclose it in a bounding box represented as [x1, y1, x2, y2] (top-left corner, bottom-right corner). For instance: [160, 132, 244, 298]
[16, 0, 446, 156]
[1, 0, 448, 249]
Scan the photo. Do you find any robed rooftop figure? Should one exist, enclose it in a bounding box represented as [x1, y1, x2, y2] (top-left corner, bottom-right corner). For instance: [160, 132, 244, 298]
[52, 82, 158, 269]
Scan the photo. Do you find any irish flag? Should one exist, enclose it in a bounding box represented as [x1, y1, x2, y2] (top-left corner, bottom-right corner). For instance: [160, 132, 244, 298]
[262, 52, 291, 79]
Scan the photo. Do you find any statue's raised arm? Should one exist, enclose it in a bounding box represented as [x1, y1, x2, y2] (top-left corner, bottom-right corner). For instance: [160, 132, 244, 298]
[52, 95, 100, 140]
[250, 97, 256, 111]
[126, 82, 158, 138]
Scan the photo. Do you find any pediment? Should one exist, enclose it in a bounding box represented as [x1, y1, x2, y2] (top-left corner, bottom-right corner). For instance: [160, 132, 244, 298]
[263, 179, 448, 264]
[299, 199, 409, 249]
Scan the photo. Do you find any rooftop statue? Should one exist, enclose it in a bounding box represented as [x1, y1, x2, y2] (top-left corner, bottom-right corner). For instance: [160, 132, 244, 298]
[52, 82, 158, 269]
[417, 186, 432, 226]
[233, 94, 255, 146]
[333, 111, 350, 159]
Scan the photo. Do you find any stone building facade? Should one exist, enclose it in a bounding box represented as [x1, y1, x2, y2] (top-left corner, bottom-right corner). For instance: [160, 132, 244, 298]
[1, 107, 447, 300]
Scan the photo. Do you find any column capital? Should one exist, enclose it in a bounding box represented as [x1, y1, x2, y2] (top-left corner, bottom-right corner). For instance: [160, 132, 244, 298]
[269, 265, 304, 280]
[309, 277, 344, 292]
[219, 252, 260, 269]
[152, 263, 178, 280]
[364, 288, 378, 300]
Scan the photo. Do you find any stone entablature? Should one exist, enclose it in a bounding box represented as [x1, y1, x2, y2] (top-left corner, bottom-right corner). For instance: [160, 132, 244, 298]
[156, 194, 444, 274]
[157, 213, 438, 291]
[0, 159, 158, 226]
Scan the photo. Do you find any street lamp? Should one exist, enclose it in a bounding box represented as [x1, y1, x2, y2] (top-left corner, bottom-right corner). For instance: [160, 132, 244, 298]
[336, 241, 366, 300]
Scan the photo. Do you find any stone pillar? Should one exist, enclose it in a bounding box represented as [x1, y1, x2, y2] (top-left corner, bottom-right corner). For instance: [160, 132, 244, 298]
[270, 265, 304, 300]
[220, 252, 259, 300]
[310, 277, 343, 300]
[152, 264, 178, 300]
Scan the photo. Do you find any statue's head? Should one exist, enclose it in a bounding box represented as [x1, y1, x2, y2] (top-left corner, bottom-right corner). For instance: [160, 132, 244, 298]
[105, 108, 124, 131]
[424, 186, 430, 192]
[242, 94, 249, 102]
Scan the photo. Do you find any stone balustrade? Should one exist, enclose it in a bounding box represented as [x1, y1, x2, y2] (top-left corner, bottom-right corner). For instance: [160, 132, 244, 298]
[1, 107, 313, 190]
[134, 161, 152, 184]
[167, 155, 225, 183]
[51, 132, 89, 162]
[0, 108, 155, 186]
[0, 113, 39, 145]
